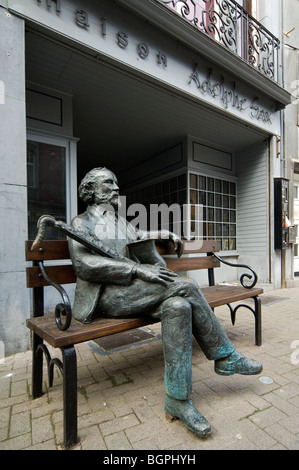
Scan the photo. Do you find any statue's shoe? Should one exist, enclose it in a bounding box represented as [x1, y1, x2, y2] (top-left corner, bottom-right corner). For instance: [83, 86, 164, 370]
[165, 395, 211, 438]
[215, 350, 263, 376]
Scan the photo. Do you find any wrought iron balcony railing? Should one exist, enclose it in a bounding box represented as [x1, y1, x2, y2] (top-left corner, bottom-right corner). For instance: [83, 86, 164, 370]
[156, 0, 280, 83]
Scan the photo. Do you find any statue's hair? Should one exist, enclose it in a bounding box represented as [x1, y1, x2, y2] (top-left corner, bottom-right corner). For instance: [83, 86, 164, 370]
[78, 167, 108, 204]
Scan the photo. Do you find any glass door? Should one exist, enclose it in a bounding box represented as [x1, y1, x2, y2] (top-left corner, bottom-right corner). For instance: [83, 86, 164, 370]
[27, 133, 77, 240]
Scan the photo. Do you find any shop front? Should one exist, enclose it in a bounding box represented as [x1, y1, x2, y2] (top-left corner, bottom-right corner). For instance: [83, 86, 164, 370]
[0, 0, 291, 354]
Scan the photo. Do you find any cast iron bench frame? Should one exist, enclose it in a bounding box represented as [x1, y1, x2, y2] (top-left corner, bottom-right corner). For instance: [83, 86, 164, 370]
[25, 239, 263, 449]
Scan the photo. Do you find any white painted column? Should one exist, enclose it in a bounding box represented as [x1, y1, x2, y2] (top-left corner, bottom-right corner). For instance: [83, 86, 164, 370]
[0, 7, 30, 355]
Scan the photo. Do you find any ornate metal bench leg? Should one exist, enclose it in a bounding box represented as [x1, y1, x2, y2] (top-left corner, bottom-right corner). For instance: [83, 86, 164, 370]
[227, 297, 262, 346]
[61, 345, 78, 449]
[32, 333, 44, 399]
[254, 296, 262, 346]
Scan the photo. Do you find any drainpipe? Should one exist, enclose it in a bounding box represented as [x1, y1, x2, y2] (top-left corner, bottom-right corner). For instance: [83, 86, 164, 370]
[280, 2, 288, 288]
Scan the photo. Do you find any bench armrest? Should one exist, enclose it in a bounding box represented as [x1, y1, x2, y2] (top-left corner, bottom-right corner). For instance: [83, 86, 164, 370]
[38, 262, 72, 330]
[213, 254, 258, 289]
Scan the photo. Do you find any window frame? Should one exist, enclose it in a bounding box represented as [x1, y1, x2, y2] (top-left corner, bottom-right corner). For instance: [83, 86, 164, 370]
[26, 130, 78, 235]
[188, 170, 238, 253]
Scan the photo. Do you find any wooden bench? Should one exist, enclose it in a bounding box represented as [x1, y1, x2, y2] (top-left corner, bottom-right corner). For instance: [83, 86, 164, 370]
[25, 239, 263, 449]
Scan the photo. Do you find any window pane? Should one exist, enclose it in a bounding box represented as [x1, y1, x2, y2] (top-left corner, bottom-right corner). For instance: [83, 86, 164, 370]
[215, 179, 222, 193]
[190, 205, 198, 220]
[223, 195, 229, 208]
[229, 239, 236, 250]
[199, 176, 206, 190]
[215, 194, 222, 207]
[208, 192, 214, 206]
[208, 178, 214, 191]
[199, 191, 206, 205]
[190, 174, 197, 188]
[208, 223, 214, 237]
[230, 224, 236, 236]
[222, 239, 229, 250]
[216, 223, 222, 236]
[208, 208, 214, 221]
[216, 208, 222, 221]
[223, 181, 229, 194]
[223, 224, 229, 236]
[27, 140, 66, 240]
[190, 190, 198, 204]
[223, 209, 230, 222]
[187, 173, 237, 251]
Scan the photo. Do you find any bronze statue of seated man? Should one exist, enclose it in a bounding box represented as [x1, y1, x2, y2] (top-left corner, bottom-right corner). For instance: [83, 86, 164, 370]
[68, 167, 263, 438]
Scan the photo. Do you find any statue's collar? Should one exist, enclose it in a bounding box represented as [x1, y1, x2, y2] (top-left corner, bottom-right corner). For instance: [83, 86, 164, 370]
[88, 204, 118, 219]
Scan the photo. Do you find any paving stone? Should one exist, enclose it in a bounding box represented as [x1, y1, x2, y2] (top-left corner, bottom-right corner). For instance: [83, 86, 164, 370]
[105, 430, 133, 450]
[99, 413, 140, 437]
[250, 406, 287, 428]
[265, 423, 299, 450]
[9, 410, 31, 438]
[233, 418, 277, 449]
[0, 432, 32, 450]
[279, 413, 299, 435]
[31, 415, 55, 445]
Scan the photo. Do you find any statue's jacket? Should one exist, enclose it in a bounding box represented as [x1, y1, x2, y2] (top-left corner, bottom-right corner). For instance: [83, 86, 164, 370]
[68, 204, 139, 323]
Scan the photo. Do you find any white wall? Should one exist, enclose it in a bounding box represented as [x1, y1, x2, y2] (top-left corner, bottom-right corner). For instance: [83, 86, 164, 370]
[235, 140, 270, 283]
[0, 8, 30, 355]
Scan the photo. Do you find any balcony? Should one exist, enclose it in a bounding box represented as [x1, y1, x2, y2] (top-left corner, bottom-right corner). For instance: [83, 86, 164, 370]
[156, 0, 280, 83]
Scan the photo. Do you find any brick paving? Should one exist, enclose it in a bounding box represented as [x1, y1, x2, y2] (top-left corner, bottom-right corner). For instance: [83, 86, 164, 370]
[1, 286, 299, 451]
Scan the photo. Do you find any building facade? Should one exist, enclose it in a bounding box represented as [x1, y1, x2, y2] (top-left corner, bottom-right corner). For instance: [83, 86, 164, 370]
[0, 0, 293, 355]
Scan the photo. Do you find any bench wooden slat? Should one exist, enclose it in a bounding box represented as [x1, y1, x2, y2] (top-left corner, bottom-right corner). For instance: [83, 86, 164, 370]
[26, 254, 220, 286]
[156, 239, 221, 255]
[26, 265, 76, 288]
[201, 285, 264, 308]
[166, 256, 220, 272]
[26, 314, 157, 348]
[26, 239, 221, 262]
[26, 240, 70, 261]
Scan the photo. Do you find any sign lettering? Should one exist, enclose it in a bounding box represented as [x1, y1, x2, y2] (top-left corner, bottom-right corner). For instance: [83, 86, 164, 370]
[189, 63, 272, 123]
[117, 31, 129, 49]
[75, 9, 89, 28]
[37, 0, 61, 12]
[34, 0, 274, 126]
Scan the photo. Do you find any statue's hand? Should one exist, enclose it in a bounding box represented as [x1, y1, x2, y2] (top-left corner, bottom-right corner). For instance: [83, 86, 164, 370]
[168, 232, 183, 258]
[134, 264, 177, 286]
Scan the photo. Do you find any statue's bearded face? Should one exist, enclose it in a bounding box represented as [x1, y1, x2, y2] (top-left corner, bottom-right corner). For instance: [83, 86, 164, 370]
[93, 169, 120, 209]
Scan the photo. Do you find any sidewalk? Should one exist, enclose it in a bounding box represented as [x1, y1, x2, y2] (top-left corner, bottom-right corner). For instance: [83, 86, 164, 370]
[1, 287, 299, 451]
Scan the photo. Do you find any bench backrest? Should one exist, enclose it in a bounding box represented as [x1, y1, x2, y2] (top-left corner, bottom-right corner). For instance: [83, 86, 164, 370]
[25, 239, 221, 289]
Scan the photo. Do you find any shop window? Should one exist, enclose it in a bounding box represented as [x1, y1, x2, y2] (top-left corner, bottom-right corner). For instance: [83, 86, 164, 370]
[27, 134, 77, 240]
[189, 172, 237, 251]
[126, 172, 236, 250]
[125, 174, 187, 235]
